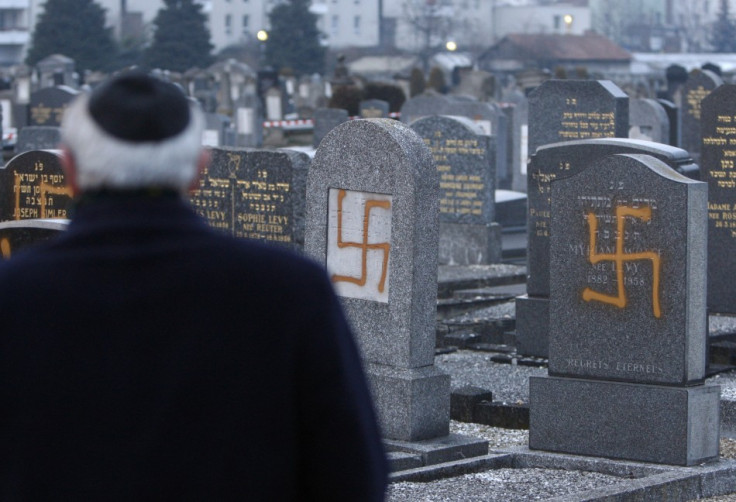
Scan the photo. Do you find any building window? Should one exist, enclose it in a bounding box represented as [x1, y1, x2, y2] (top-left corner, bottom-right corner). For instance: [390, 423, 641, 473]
[353, 15, 360, 35]
[225, 14, 232, 35]
[331, 15, 339, 36]
[242, 14, 249, 33]
[553, 15, 560, 30]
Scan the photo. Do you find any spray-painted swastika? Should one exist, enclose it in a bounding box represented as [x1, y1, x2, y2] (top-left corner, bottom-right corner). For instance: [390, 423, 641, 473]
[331, 189, 391, 293]
[583, 205, 662, 318]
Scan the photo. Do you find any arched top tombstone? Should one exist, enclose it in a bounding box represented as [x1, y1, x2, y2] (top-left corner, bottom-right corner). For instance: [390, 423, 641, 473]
[0, 150, 72, 223]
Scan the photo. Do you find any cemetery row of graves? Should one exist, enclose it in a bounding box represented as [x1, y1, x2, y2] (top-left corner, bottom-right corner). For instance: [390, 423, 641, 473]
[6, 66, 736, 496]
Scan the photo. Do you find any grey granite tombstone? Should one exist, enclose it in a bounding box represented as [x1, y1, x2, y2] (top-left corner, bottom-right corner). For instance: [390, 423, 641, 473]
[359, 99, 389, 119]
[682, 69, 723, 164]
[0, 150, 72, 222]
[0, 219, 68, 259]
[15, 126, 61, 154]
[629, 98, 669, 144]
[235, 95, 263, 148]
[658, 98, 681, 148]
[312, 107, 348, 148]
[190, 147, 309, 250]
[29, 86, 78, 127]
[517, 138, 699, 358]
[511, 97, 529, 193]
[701, 84, 736, 314]
[399, 92, 450, 125]
[528, 80, 629, 157]
[411, 115, 501, 265]
[529, 153, 718, 466]
[445, 99, 510, 190]
[304, 118, 487, 458]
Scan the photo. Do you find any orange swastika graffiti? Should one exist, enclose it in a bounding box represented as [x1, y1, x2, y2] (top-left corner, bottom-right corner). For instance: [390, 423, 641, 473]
[582, 205, 662, 318]
[331, 189, 391, 293]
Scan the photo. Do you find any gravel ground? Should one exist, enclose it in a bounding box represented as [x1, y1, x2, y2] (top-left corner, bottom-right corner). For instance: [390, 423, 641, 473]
[395, 348, 736, 501]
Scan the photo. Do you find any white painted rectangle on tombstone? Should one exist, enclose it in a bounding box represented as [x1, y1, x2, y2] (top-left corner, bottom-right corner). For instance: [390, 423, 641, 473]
[521, 124, 529, 175]
[266, 95, 282, 121]
[299, 83, 309, 99]
[202, 129, 220, 147]
[326, 188, 392, 303]
[237, 108, 254, 135]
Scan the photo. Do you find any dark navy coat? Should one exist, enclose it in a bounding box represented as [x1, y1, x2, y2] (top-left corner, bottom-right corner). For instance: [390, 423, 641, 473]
[0, 192, 387, 501]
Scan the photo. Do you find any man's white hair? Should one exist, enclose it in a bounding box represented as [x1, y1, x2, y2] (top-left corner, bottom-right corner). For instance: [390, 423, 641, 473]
[60, 93, 205, 192]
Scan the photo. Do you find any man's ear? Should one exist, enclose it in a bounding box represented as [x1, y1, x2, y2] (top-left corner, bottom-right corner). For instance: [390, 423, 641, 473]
[188, 149, 210, 192]
[60, 146, 82, 197]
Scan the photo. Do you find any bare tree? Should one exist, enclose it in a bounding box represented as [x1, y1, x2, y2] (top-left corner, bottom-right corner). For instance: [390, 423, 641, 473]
[401, 0, 454, 72]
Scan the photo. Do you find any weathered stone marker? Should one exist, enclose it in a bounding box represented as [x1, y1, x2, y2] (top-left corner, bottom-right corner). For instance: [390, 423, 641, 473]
[529, 153, 718, 466]
[528, 79, 629, 157]
[702, 83, 736, 314]
[189, 147, 309, 250]
[682, 69, 723, 164]
[0, 219, 68, 260]
[305, 118, 487, 460]
[516, 138, 699, 358]
[411, 115, 501, 265]
[0, 150, 73, 223]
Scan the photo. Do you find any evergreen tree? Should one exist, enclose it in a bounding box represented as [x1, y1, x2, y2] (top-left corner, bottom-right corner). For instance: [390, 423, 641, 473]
[265, 0, 325, 75]
[145, 0, 213, 72]
[26, 0, 116, 72]
[710, 0, 736, 53]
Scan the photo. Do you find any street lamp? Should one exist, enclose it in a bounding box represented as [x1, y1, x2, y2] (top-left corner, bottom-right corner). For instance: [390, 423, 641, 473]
[563, 14, 573, 34]
[445, 40, 457, 52]
[257, 30, 268, 42]
[256, 30, 268, 68]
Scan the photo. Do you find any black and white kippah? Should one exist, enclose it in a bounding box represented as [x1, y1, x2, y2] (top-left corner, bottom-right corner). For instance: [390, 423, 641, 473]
[86, 71, 191, 143]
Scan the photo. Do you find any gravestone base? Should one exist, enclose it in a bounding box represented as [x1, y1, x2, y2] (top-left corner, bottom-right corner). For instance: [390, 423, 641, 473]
[529, 376, 720, 466]
[439, 222, 502, 266]
[367, 363, 451, 442]
[385, 433, 489, 469]
[514, 295, 549, 358]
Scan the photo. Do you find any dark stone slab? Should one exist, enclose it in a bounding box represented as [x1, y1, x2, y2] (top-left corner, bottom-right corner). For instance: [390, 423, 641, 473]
[312, 107, 348, 148]
[529, 376, 720, 466]
[410, 115, 500, 265]
[0, 219, 68, 259]
[514, 294, 548, 358]
[658, 98, 681, 147]
[190, 147, 309, 250]
[702, 84, 736, 314]
[549, 154, 706, 385]
[29, 86, 77, 127]
[527, 138, 699, 298]
[682, 69, 723, 164]
[15, 126, 61, 154]
[360, 99, 389, 118]
[528, 79, 629, 157]
[0, 150, 72, 222]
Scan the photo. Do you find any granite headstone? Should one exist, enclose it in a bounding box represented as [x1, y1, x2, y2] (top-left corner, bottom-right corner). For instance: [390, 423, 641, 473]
[528, 80, 629, 157]
[305, 119, 487, 460]
[511, 98, 529, 193]
[359, 99, 389, 119]
[15, 126, 62, 154]
[190, 147, 309, 250]
[0, 219, 68, 259]
[517, 138, 699, 358]
[0, 150, 73, 222]
[29, 86, 78, 127]
[701, 84, 736, 314]
[529, 153, 718, 466]
[312, 107, 348, 148]
[682, 69, 723, 164]
[411, 115, 501, 265]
